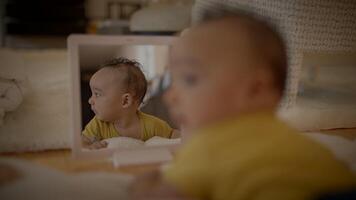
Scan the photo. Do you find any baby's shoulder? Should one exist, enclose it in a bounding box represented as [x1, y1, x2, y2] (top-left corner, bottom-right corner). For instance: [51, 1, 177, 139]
[139, 111, 168, 126]
[139, 112, 173, 138]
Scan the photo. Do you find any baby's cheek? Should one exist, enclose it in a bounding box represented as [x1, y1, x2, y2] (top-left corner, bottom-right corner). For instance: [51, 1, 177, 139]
[185, 105, 207, 125]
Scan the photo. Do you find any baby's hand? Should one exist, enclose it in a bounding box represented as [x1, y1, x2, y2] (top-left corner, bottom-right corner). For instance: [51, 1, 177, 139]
[87, 140, 108, 150]
[81, 135, 108, 149]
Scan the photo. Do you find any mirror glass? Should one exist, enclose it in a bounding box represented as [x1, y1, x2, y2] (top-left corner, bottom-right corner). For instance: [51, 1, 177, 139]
[68, 35, 180, 160]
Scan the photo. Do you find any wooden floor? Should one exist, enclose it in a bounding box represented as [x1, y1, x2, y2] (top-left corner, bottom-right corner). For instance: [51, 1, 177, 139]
[1, 149, 160, 175]
[316, 128, 356, 140]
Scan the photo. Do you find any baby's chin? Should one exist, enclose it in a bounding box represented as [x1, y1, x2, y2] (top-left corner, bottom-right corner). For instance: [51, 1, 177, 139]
[187, 115, 230, 131]
[170, 112, 188, 127]
[95, 115, 111, 122]
[171, 113, 214, 131]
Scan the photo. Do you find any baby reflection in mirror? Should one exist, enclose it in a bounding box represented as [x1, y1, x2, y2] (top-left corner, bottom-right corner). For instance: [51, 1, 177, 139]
[81, 57, 180, 150]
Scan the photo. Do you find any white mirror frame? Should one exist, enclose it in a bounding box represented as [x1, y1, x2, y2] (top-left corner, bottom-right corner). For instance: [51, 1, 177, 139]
[68, 34, 178, 160]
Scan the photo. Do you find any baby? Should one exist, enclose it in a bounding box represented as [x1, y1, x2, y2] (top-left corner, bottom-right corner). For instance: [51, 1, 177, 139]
[81, 57, 179, 149]
[130, 12, 356, 200]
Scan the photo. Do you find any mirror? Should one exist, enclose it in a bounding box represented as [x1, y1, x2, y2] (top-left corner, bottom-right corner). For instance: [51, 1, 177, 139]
[68, 35, 180, 161]
[297, 52, 356, 108]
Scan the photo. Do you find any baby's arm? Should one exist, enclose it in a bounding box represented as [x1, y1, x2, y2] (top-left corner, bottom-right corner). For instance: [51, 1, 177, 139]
[81, 117, 108, 149]
[171, 129, 181, 139]
[129, 170, 195, 200]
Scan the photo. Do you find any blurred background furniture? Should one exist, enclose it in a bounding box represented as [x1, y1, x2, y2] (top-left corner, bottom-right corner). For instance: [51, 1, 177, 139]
[0, 0, 193, 48]
[1, 0, 87, 48]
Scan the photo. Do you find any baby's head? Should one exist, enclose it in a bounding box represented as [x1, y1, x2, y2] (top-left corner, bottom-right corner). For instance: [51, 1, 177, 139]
[88, 57, 147, 122]
[165, 12, 287, 130]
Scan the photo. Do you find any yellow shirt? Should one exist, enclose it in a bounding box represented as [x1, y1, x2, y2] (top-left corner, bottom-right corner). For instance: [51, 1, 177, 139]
[82, 111, 173, 141]
[164, 112, 356, 200]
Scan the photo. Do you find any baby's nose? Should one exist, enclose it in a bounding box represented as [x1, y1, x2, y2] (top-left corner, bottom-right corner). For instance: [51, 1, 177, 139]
[163, 87, 178, 107]
[88, 96, 94, 105]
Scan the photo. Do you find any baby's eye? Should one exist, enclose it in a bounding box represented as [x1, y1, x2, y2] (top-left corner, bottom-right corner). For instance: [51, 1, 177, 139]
[182, 74, 198, 86]
[94, 92, 101, 97]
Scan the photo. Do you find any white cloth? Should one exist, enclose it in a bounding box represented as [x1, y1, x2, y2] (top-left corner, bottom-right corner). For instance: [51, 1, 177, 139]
[0, 49, 70, 152]
[104, 136, 181, 149]
[302, 132, 356, 173]
[0, 49, 28, 126]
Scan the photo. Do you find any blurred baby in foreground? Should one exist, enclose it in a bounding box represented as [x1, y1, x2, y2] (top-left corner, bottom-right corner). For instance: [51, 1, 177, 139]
[130, 10, 356, 200]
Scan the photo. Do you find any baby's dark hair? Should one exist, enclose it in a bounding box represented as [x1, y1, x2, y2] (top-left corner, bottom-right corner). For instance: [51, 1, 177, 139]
[100, 57, 147, 104]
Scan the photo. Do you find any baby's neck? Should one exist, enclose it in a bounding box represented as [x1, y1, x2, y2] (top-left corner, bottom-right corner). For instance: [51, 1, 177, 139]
[113, 110, 142, 139]
[114, 110, 140, 129]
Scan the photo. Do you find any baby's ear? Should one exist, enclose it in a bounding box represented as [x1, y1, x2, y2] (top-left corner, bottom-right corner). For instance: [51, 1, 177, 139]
[121, 93, 133, 108]
[246, 68, 278, 102]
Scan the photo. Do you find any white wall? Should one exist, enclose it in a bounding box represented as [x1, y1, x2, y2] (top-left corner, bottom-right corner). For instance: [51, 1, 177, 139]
[79, 44, 169, 80]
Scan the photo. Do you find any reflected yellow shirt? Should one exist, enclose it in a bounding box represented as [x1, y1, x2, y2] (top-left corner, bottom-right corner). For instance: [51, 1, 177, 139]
[82, 111, 173, 141]
[164, 112, 356, 200]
